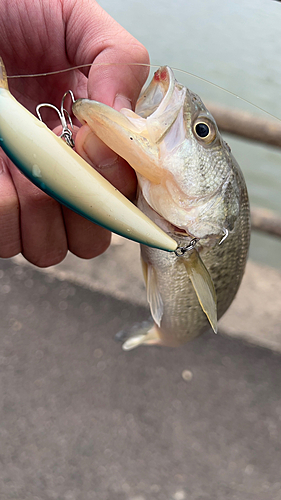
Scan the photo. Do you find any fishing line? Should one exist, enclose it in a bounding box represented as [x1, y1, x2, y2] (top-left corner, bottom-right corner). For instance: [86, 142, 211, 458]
[7, 62, 281, 123]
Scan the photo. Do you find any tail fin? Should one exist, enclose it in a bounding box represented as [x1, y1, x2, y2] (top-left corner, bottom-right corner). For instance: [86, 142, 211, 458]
[122, 324, 162, 351]
[0, 58, 9, 90]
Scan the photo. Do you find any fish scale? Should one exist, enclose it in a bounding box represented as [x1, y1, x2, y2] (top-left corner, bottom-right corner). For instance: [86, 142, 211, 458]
[138, 186, 250, 347]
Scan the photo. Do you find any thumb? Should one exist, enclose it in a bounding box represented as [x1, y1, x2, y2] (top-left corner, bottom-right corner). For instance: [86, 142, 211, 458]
[75, 124, 137, 201]
[64, 0, 148, 199]
[65, 0, 150, 108]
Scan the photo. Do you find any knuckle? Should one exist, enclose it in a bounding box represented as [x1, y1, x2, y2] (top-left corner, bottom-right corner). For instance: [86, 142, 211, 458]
[0, 246, 21, 259]
[24, 247, 68, 268]
[24, 189, 59, 212]
[69, 231, 111, 259]
[0, 201, 21, 259]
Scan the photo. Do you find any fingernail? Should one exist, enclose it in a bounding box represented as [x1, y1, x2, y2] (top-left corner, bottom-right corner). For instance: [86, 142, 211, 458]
[82, 132, 118, 168]
[114, 94, 132, 111]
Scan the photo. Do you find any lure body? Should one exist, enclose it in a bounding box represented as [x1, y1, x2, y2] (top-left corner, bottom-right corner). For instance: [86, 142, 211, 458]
[0, 59, 177, 252]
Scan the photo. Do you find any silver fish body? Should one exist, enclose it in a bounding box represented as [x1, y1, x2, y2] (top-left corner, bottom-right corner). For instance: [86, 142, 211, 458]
[73, 66, 251, 348]
[138, 188, 249, 347]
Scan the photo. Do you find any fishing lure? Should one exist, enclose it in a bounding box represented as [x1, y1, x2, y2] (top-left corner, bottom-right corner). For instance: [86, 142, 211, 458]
[0, 58, 177, 252]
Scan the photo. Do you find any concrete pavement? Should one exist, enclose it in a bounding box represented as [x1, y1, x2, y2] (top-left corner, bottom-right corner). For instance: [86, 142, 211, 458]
[0, 241, 281, 500]
[14, 234, 281, 353]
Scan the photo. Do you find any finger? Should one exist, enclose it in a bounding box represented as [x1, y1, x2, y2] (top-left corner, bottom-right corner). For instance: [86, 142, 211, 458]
[62, 206, 111, 259]
[51, 124, 112, 259]
[0, 157, 21, 258]
[8, 163, 68, 268]
[87, 45, 149, 110]
[74, 124, 137, 201]
[65, 0, 150, 108]
[65, 1, 145, 202]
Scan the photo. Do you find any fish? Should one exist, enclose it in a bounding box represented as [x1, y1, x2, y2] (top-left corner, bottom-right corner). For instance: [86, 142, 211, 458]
[0, 57, 177, 253]
[73, 66, 251, 349]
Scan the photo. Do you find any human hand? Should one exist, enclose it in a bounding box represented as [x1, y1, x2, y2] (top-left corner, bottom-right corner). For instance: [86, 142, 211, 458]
[0, 0, 149, 266]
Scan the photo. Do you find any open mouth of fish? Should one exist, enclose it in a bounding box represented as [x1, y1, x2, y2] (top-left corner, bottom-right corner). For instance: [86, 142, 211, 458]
[72, 66, 186, 185]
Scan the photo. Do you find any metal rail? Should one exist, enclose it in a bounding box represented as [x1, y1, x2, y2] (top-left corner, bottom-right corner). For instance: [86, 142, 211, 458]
[204, 103, 281, 239]
[251, 207, 281, 238]
[207, 103, 281, 148]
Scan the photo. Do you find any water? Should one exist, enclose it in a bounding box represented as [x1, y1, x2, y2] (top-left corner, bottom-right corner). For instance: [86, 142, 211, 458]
[98, 0, 281, 269]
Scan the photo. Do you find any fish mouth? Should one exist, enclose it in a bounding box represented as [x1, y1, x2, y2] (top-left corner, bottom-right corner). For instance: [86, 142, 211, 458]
[135, 66, 187, 146]
[135, 67, 175, 118]
[72, 66, 189, 241]
[72, 66, 186, 185]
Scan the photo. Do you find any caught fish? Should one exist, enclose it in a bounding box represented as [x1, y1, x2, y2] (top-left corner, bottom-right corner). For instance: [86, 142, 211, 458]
[73, 66, 250, 349]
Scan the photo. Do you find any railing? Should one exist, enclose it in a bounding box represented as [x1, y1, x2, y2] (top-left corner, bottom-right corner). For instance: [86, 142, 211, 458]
[251, 207, 281, 238]
[208, 103, 281, 238]
[208, 103, 281, 148]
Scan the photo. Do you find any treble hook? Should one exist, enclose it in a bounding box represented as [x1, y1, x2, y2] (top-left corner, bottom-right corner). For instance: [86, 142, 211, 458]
[36, 90, 76, 148]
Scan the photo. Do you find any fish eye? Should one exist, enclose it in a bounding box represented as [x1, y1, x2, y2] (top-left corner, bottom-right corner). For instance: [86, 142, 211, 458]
[195, 122, 209, 138]
[193, 117, 216, 144]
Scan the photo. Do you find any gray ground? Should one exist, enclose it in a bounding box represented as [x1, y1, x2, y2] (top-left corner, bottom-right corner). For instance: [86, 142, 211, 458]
[1, 237, 281, 500]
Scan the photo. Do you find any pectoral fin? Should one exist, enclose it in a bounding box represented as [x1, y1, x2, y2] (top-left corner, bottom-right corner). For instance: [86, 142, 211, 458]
[146, 262, 163, 328]
[182, 250, 217, 333]
[141, 257, 148, 286]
